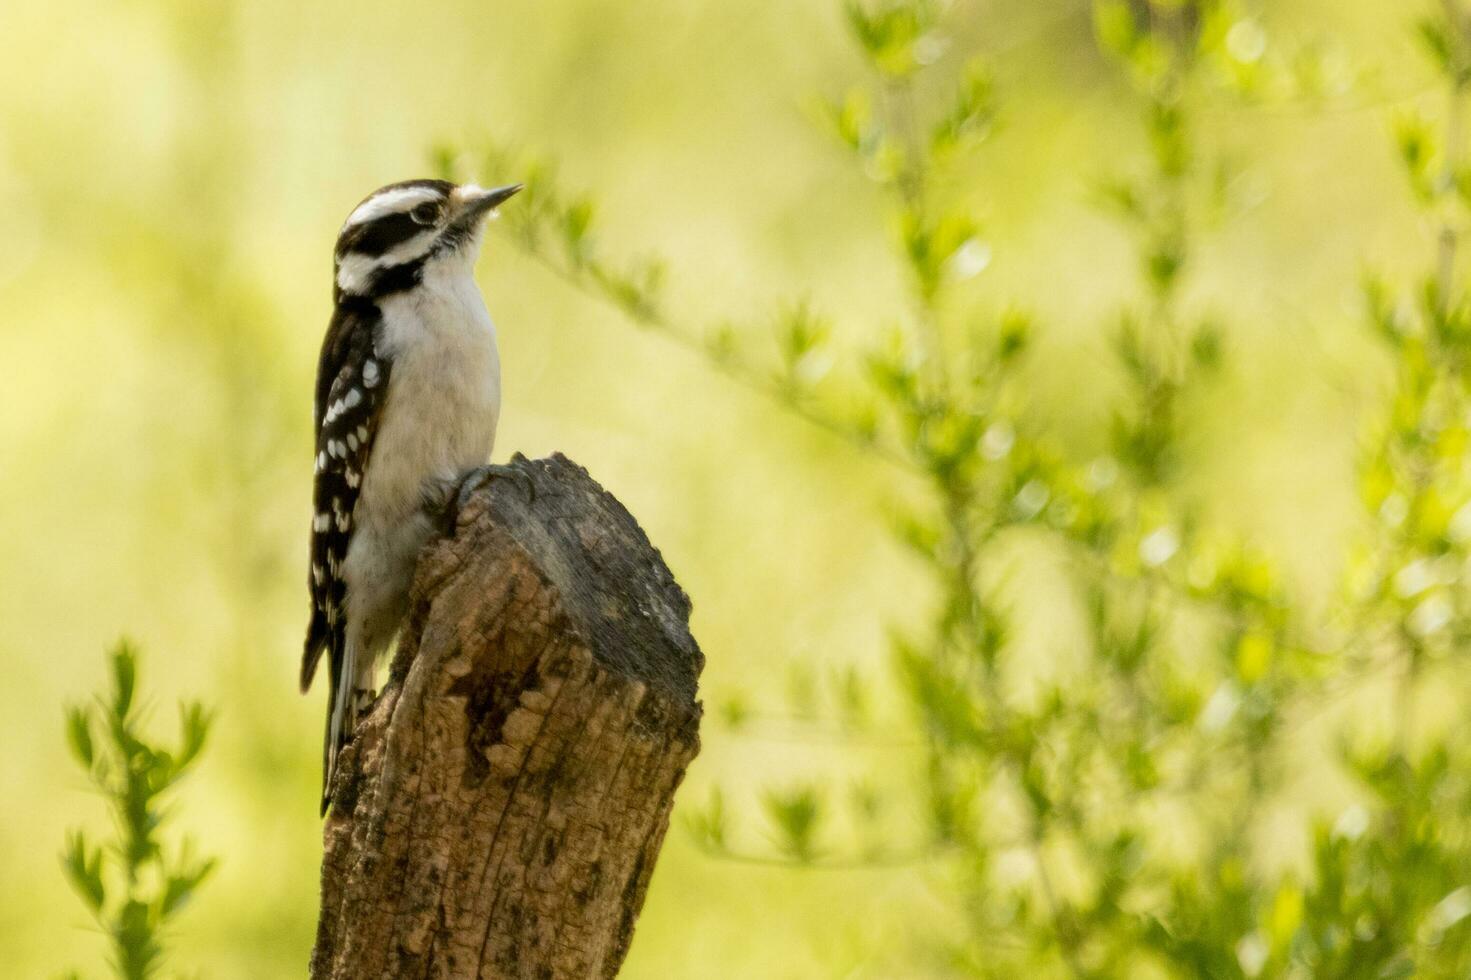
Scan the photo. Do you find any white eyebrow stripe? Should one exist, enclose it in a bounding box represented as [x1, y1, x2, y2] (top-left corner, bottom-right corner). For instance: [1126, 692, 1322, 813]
[335, 228, 440, 294]
[343, 186, 442, 228]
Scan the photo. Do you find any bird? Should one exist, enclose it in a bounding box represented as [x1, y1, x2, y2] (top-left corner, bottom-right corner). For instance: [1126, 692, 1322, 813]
[300, 177, 523, 813]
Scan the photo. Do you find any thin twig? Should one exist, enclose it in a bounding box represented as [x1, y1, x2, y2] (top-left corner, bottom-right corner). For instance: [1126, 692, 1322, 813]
[721, 713, 924, 747]
[693, 840, 949, 871]
[497, 229, 920, 473]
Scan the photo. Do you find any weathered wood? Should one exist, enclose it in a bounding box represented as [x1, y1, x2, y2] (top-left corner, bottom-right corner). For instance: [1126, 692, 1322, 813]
[311, 453, 703, 980]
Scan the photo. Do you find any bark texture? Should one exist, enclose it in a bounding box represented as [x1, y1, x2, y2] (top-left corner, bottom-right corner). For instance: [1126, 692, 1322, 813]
[311, 453, 703, 980]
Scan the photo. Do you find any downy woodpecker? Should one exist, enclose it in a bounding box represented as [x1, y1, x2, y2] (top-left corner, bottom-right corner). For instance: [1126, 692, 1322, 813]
[300, 178, 522, 812]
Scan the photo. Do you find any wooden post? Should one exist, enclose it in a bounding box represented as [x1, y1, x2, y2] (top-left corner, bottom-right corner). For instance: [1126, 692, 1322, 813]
[310, 454, 704, 980]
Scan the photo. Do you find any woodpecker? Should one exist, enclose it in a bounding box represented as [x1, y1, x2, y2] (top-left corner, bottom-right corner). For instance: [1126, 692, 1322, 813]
[301, 178, 522, 812]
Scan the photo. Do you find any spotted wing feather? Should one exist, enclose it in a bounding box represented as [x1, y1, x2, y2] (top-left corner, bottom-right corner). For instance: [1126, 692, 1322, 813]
[301, 302, 390, 697]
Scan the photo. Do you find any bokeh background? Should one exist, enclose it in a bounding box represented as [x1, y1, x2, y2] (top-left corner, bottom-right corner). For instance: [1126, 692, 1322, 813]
[0, 0, 1450, 976]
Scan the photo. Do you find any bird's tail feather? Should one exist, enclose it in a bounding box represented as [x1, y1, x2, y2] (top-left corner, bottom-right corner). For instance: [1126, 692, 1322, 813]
[321, 637, 357, 815]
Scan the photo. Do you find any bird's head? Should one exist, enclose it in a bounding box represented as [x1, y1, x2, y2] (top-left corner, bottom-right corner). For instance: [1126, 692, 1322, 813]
[332, 179, 522, 298]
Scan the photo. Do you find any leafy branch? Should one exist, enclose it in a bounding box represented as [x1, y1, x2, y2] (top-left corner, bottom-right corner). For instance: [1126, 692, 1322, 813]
[431, 143, 913, 470]
[437, 0, 1471, 974]
[62, 641, 215, 980]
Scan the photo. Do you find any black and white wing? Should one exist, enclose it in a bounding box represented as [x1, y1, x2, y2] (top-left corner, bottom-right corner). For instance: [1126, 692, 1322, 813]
[300, 301, 390, 796]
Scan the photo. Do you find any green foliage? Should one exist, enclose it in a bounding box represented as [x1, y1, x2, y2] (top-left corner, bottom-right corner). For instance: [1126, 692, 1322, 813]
[843, 0, 946, 79]
[685, 787, 730, 855]
[438, 0, 1471, 975]
[763, 785, 825, 864]
[62, 642, 215, 980]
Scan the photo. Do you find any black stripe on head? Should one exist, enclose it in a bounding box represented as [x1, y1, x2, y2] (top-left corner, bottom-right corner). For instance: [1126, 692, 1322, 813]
[336, 211, 423, 259]
[334, 179, 455, 260]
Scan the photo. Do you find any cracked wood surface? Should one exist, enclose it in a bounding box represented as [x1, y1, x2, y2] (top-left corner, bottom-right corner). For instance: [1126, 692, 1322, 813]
[311, 454, 704, 980]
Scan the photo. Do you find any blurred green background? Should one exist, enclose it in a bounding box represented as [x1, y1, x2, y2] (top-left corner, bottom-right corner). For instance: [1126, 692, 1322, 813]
[0, 0, 1449, 976]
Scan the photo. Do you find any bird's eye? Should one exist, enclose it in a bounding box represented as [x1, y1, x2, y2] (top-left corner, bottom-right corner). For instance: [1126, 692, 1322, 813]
[408, 202, 440, 226]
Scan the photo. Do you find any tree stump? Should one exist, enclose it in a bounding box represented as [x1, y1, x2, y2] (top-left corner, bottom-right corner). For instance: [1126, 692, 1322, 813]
[310, 454, 704, 980]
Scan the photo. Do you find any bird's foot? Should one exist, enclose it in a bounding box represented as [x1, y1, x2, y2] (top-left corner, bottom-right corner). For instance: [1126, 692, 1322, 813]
[461, 462, 537, 505]
[443, 463, 536, 533]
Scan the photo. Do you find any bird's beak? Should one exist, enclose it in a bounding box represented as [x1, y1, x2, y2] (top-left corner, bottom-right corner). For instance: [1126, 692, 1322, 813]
[454, 183, 523, 222]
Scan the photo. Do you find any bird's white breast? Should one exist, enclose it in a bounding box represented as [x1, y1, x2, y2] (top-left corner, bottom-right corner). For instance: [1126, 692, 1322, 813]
[356, 264, 501, 532]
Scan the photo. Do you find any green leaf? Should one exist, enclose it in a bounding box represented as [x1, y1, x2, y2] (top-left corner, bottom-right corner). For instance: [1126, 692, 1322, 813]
[844, 0, 944, 79]
[903, 209, 981, 301]
[1148, 97, 1189, 179]
[427, 141, 459, 181]
[560, 197, 596, 260]
[1095, 176, 1145, 220]
[832, 664, 870, 726]
[895, 634, 983, 743]
[65, 705, 94, 769]
[785, 661, 818, 718]
[823, 87, 875, 152]
[775, 303, 834, 388]
[61, 831, 106, 913]
[175, 701, 212, 773]
[1267, 881, 1304, 949]
[1394, 112, 1440, 202]
[1418, 16, 1454, 74]
[762, 785, 823, 863]
[1190, 320, 1224, 370]
[997, 310, 1031, 363]
[1093, 0, 1141, 60]
[684, 788, 729, 853]
[1234, 630, 1274, 684]
[931, 59, 996, 158]
[159, 856, 216, 918]
[1146, 230, 1186, 296]
[110, 641, 137, 719]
